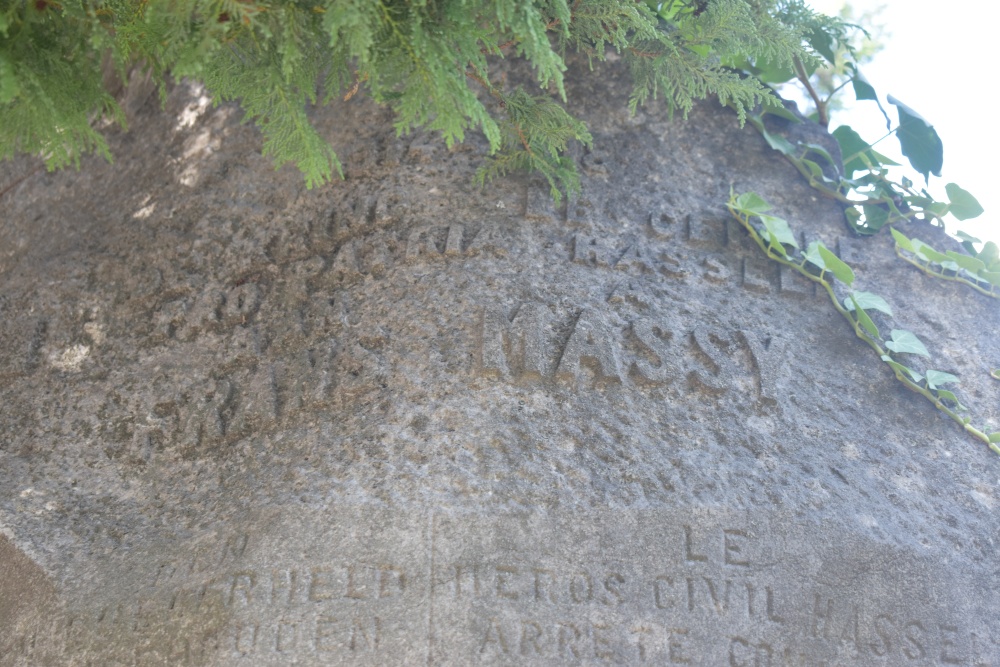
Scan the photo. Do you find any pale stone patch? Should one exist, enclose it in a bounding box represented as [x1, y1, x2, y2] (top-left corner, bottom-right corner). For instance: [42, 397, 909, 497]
[176, 83, 212, 130]
[83, 322, 106, 345]
[49, 344, 90, 371]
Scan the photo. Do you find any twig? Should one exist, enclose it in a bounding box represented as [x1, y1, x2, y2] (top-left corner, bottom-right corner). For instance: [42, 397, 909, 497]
[793, 56, 827, 128]
[343, 71, 368, 102]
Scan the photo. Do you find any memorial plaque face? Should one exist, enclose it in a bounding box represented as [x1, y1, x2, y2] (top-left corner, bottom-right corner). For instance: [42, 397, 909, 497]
[1, 64, 997, 665]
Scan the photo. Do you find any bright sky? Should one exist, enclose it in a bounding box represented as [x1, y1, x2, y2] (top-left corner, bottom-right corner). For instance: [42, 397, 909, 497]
[808, 0, 997, 245]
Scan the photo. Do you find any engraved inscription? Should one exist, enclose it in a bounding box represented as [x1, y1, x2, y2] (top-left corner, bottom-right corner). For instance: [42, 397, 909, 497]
[2, 514, 994, 665]
[479, 302, 779, 404]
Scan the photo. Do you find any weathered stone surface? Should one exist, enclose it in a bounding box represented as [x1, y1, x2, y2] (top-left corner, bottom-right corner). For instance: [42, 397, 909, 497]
[1, 63, 998, 665]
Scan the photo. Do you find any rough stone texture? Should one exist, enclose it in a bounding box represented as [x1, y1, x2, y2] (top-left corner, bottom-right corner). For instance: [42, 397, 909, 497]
[1, 62, 998, 665]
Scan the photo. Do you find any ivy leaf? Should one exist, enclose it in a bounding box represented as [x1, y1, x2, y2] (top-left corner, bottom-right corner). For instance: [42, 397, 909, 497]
[734, 192, 772, 216]
[925, 370, 960, 390]
[802, 143, 836, 167]
[861, 204, 889, 232]
[807, 26, 836, 63]
[911, 239, 949, 264]
[978, 241, 1000, 270]
[944, 251, 986, 276]
[944, 183, 984, 221]
[804, 241, 826, 270]
[800, 159, 835, 184]
[844, 291, 893, 317]
[832, 125, 878, 177]
[844, 206, 863, 231]
[979, 271, 1000, 288]
[881, 355, 923, 383]
[935, 390, 967, 411]
[885, 329, 931, 358]
[760, 106, 803, 123]
[758, 127, 797, 155]
[850, 71, 890, 129]
[817, 244, 854, 286]
[956, 230, 981, 245]
[759, 214, 798, 257]
[888, 95, 943, 182]
[925, 201, 950, 218]
[890, 227, 915, 253]
[850, 294, 880, 339]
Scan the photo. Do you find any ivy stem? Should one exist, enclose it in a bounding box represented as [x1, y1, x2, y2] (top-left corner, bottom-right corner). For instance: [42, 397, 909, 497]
[841, 127, 897, 165]
[893, 245, 999, 299]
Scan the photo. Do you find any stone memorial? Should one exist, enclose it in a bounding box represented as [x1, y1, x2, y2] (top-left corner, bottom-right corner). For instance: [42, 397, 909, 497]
[1, 62, 998, 665]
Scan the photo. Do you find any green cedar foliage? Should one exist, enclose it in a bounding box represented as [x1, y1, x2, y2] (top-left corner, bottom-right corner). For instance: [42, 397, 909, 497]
[1, 0, 830, 198]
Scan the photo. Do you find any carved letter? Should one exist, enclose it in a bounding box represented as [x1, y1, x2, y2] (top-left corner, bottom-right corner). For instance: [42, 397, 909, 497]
[572, 235, 616, 267]
[480, 303, 551, 380]
[330, 239, 361, 280]
[406, 226, 441, 260]
[555, 311, 622, 386]
[631, 319, 680, 384]
[444, 224, 464, 255]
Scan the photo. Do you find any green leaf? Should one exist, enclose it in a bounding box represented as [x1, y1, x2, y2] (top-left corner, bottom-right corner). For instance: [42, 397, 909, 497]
[989, 433, 1000, 444]
[979, 271, 1000, 288]
[799, 158, 834, 184]
[759, 106, 803, 124]
[734, 192, 772, 216]
[851, 294, 880, 339]
[993, 369, 1000, 380]
[944, 251, 986, 276]
[881, 355, 923, 383]
[935, 390, 966, 411]
[956, 230, 981, 245]
[955, 230, 981, 256]
[861, 204, 889, 232]
[759, 128, 797, 155]
[759, 214, 798, 257]
[802, 143, 836, 167]
[888, 95, 943, 182]
[890, 227, 915, 252]
[978, 241, 1000, 270]
[752, 57, 801, 85]
[817, 244, 854, 286]
[911, 239, 949, 264]
[844, 206, 863, 231]
[885, 329, 931, 358]
[945, 183, 984, 221]
[804, 241, 826, 271]
[850, 71, 890, 129]
[844, 291, 893, 317]
[806, 26, 836, 63]
[925, 370, 960, 390]
[833, 125, 878, 176]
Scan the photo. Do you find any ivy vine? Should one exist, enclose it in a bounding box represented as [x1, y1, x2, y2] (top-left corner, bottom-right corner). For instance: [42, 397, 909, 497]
[728, 15, 999, 455]
[727, 191, 1000, 456]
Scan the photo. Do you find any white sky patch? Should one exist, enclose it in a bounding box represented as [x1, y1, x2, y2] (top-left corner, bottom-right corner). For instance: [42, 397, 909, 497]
[807, 0, 996, 244]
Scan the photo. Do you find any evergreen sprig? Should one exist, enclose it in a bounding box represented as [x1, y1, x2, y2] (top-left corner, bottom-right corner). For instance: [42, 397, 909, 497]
[0, 0, 828, 195]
